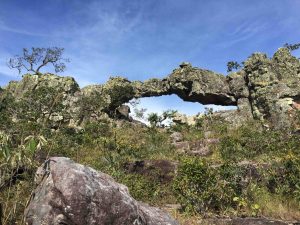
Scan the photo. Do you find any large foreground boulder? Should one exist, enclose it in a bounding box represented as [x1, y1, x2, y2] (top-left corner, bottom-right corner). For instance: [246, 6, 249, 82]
[24, 157, 178, 225]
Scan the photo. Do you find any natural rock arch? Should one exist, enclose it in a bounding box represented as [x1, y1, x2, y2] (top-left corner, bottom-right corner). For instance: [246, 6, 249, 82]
[109, 48, 300, 128]
[131, 63, 237, 106]
[1, 48, 300, 129]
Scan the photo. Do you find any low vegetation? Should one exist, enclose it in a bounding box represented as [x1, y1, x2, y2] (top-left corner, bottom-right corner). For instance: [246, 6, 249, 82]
[0, 85, 300, 224]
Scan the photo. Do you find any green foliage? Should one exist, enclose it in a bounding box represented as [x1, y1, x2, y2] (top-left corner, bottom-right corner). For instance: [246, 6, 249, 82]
[173, 158, 244, 214]
[0, 131, 43, 224]
[103, 77, 135, 113]
[148, 112, 160, 127]
[1, 85, 300, 222]
[147, 110, 177, 127]
[218, 124, 297, 162]
[134, 107, 147, 119]
[227, 61, 242, 72]
[0, 86, 66, 130]
[121, 173, 174, 205]
[129, 99, 147, 120]
[77, 91, 106, 124]
[267, 154, 300, 202]
[284, 42, 300, 51]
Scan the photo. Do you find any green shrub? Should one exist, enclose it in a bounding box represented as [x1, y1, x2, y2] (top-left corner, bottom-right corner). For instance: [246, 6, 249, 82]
[120, 173, 174, 205]
[218, 125, 291, 162]
[267, 154, 300, 203]
[173, 158, 243, 214]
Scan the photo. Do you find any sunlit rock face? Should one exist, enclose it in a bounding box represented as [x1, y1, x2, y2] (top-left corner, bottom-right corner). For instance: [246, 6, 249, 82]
[24, 157, 179, 225]
[243, 48, 300, 128]
[132, 48, 300, 128]
[133, 63, 236, 106]
[1, 47, 300, 128]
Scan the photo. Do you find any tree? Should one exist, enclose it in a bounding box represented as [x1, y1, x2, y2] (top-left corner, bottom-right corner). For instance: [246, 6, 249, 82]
[148, 113, 160, 127]
[147, 110, 177, 127]
[8, 47, 69, 75]
[284, 43, 300, 51]
[227, 61, 241, 72]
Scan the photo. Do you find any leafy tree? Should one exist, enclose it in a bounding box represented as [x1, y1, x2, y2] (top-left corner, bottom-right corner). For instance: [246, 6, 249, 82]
[8, 47, 69, 75]
[147, 110, 177, 127]
[147, 113, 160, 127]
[284, 43, 300, 51]
[77, 91, 106, 125]
[134, 108, 147, 119]
[128, 99, 147, 120]
[227, 61, 241, 72]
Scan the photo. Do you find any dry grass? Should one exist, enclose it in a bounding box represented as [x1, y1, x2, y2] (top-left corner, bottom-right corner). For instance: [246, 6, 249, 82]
[167, 209, 201, 225]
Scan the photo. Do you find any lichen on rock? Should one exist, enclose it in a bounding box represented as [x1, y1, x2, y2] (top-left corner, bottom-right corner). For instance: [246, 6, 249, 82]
[1, 47, 300, 129]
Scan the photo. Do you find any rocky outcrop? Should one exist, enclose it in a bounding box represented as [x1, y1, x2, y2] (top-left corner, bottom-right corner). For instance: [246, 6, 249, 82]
[0, 74, 134, 127]
[1, 47, 300, 128]
[243, 48, 300, 128]
[24, 157, 178, 225]
[131, 48, 300, 128]
[133, 63, 236, 106]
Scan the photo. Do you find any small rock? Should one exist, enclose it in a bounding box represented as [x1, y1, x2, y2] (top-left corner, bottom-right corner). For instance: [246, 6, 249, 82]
[173, 141, 190, 153]
[179, 62, 192, 68]
[170, 132, 183, 143]
[116, 104, 131, 120]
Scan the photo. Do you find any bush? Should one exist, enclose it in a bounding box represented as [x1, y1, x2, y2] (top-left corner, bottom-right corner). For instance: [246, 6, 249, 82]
[218, 124, 292, 162]
[173, 158, 243, 214]
[267, 154, 300, 202]
[120, 173, 174, 205]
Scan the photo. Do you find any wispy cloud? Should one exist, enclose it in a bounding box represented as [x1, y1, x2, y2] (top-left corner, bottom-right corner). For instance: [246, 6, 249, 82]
[0, 20, 49, 37]
[219, 21, 269, 48]
[55, 1, 143, 50]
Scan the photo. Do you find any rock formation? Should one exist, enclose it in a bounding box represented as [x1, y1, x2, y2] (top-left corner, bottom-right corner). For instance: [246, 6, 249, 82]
[1, 47, 300, 128]
[24, 157, 178, 225]
[131, 48, 300, 128]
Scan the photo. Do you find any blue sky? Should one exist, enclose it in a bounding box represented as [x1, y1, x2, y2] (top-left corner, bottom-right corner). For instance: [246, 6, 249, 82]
[0, 0, 300, 116]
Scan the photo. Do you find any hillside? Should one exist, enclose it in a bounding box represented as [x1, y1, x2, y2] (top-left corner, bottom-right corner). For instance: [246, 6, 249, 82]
[0, 48, 300, 224]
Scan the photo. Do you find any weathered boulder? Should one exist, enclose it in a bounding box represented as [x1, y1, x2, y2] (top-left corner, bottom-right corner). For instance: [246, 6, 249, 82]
[1, 73, 82, 128]
[116, 105, 132, 120]
[24, 157, 178, 225]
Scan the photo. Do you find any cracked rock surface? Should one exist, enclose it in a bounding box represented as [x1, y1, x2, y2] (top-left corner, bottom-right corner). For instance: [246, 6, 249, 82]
[24, 157, 178, 225]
